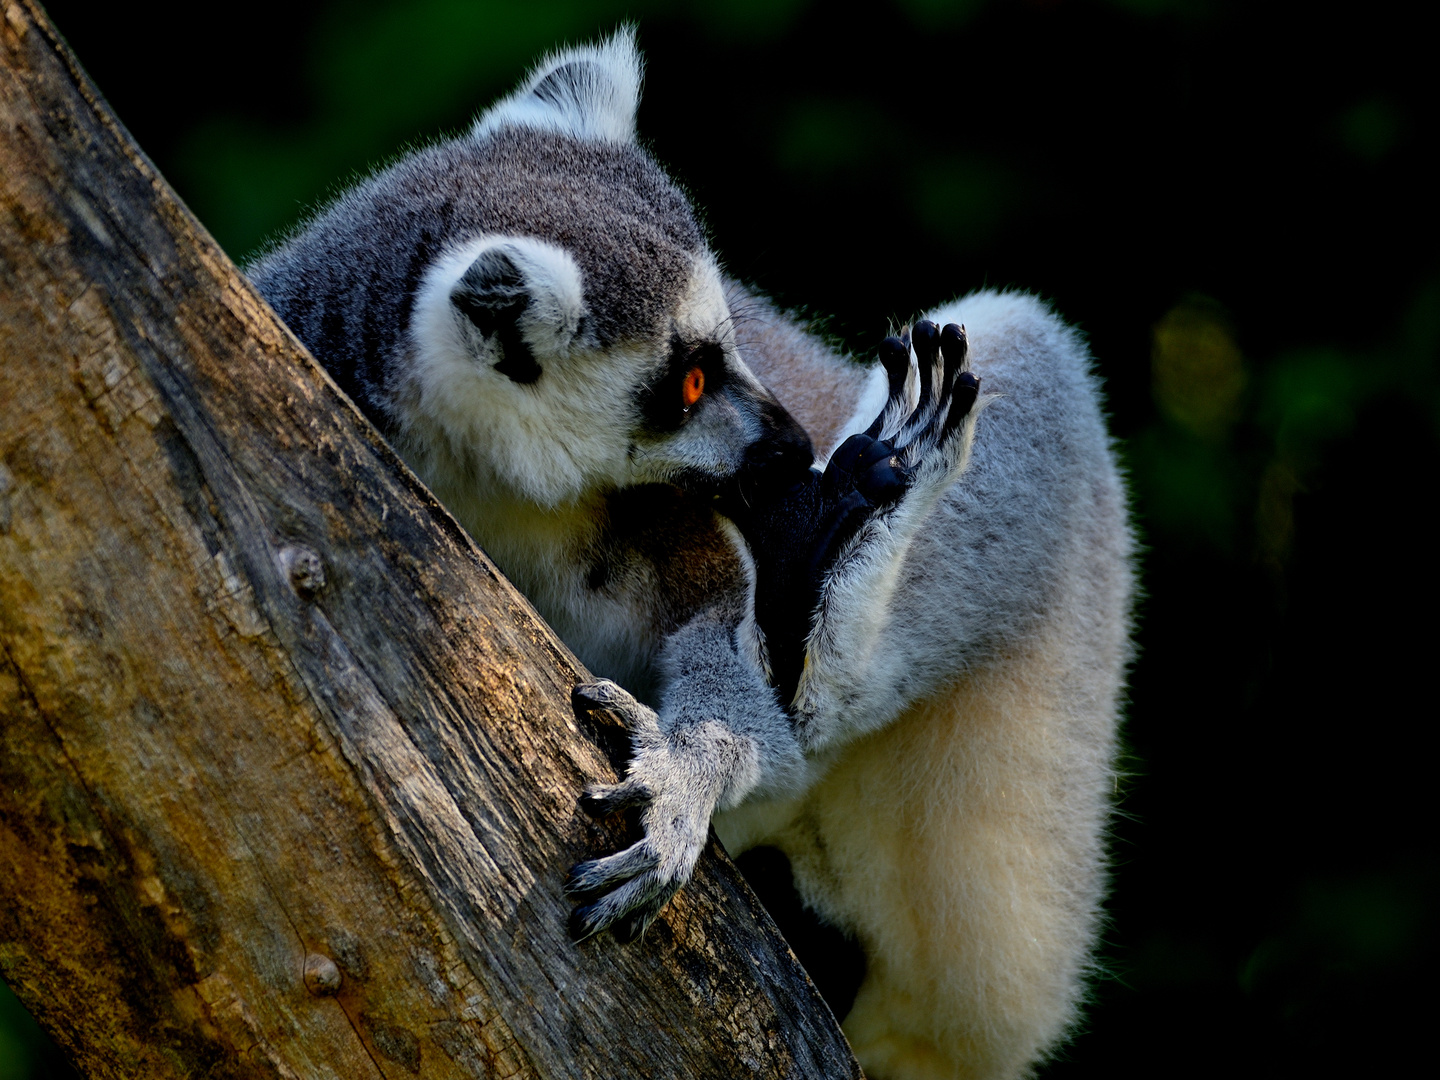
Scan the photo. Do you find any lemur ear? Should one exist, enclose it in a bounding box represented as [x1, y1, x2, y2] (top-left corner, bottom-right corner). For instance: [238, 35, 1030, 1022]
[471, 27, 642, 144]
[448, 239, 589, 384]
[452, 248, 542, 384]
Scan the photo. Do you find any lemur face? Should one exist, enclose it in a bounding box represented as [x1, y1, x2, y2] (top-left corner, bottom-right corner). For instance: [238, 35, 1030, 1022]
[623, 254, 813, 500]
[404, 236, 811, 508]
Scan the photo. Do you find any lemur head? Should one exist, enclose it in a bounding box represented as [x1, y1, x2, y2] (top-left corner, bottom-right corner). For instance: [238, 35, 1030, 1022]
[402, 29, 811, 509]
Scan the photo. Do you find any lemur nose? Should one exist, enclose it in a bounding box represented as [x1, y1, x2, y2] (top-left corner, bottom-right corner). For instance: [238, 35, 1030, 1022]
[742, 402, 814, 491]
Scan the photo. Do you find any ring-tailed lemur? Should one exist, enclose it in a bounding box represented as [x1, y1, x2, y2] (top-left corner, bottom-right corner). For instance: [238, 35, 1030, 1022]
[248, 30, 1134, 1080]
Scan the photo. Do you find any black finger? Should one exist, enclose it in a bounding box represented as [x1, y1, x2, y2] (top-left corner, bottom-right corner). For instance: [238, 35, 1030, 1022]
[857, 438, 896, 472]
[572, 681, 630, 712]
[569, 869, 671, 942]
[856, 457, 907, 505]
[913, 320, 940, 412]
[939, 323, 967, 399]
[941, 372, 981, 443]
[866, 335, 912, 437]
[566, 842, 658, 895]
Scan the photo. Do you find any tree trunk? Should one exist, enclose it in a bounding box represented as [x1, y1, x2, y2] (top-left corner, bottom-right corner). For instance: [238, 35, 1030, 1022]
[0, 3, 860, 1076]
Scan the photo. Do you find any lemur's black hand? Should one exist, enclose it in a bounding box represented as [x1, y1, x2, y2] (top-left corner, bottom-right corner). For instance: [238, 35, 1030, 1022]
[729, 322, 980, 707]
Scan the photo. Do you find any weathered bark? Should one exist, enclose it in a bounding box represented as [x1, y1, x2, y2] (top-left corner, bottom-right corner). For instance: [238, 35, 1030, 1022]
[0, 3, 861, 1077]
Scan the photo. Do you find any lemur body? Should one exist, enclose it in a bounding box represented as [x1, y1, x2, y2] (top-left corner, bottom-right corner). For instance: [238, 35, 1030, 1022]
[722, 289, 1131, 1078]
[249, 32, 1133, 1080]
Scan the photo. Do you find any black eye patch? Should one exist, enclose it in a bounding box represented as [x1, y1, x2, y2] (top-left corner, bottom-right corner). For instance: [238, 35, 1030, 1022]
[638, 337, 727, 432]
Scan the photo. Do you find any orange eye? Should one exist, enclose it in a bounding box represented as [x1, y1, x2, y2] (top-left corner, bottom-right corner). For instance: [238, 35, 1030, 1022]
[682, 366, 705, 409]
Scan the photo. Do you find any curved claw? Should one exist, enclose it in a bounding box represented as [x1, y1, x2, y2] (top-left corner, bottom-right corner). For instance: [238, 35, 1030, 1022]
[611, 911, 650, 944]
[611, 879, 684, 943]
[569, 867, 679, 943]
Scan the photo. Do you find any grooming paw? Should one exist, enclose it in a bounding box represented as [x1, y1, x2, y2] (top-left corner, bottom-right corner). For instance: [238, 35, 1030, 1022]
[771, 322, 981, 733]
[730, 322, 980, 705]
[856, 321, 978, 491]
[813, 321, 980, 571]
[567, 680, 739, 942]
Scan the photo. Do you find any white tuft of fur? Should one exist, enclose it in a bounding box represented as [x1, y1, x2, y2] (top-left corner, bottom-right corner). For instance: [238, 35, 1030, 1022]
[472, 27, 642, 145]
[403, 233, 637, 506]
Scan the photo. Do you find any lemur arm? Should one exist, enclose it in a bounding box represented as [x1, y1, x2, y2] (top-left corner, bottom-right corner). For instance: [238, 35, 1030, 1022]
[566, 602, 806, 941]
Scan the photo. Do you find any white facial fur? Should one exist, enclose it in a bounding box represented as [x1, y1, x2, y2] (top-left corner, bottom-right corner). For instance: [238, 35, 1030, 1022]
[402, 238, 771, 508]
[403, 234, 626, 505]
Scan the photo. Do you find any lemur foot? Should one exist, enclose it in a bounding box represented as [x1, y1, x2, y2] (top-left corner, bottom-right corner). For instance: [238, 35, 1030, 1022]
[567, 679, 740, 942]
[732, 322, 980, 705]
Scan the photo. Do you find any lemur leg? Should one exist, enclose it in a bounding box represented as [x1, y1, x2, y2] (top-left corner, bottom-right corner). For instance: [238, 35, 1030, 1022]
[792, 321, 982, 751]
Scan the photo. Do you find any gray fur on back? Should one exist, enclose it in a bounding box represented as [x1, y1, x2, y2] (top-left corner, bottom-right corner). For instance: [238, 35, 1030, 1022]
[900, 291, 1131, 699]
[247, 126, 703, 433]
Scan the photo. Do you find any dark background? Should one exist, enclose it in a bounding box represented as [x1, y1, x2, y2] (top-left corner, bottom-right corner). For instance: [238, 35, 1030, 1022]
[4, 1, 1435, 1076]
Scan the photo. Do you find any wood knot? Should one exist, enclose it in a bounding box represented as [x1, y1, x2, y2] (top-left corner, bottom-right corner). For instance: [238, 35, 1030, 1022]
[278, 545, 326, 598]
[303, 952, 341, 995]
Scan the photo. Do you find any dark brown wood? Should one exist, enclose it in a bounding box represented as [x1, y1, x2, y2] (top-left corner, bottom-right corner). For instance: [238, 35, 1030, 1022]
[0, 3, 862, 1076]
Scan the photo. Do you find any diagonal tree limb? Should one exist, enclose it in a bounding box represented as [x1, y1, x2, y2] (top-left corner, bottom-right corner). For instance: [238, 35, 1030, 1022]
[0, 3, 861, 1076]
